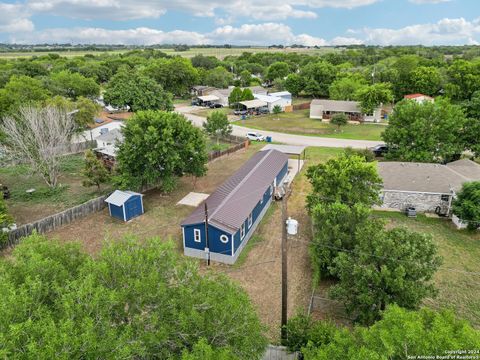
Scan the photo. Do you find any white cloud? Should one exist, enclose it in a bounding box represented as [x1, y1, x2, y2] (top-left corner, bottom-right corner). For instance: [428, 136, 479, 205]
[360, 17, 480, 45]
[0, 3, 34, 33]
[21, 0, 379, 22]
[8, 22, 365, 46]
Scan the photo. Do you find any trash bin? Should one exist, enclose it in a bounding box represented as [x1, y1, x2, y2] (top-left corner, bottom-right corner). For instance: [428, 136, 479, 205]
[266, 136, 272, 143]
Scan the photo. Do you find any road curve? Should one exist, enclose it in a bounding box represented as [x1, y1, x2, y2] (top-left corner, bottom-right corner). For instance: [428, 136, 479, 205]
[179, 111, 383, 149]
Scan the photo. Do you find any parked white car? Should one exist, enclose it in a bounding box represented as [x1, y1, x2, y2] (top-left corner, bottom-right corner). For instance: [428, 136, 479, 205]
[246, 132, 265, 141]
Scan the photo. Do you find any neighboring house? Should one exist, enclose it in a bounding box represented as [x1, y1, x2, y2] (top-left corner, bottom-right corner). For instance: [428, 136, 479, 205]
[93, 126, 124, 169]
[105, 190, 144, 222]
[377, 159, 480, 214]
[254, 93, 291, 112]
[239, 99, 268, 112]
[403, 93, 434, 103]
[181, 149, 289, 264]
[309, 99, 382, 122]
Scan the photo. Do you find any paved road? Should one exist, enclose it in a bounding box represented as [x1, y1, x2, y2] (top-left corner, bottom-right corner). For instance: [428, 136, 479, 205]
[177, 107, 383, 149]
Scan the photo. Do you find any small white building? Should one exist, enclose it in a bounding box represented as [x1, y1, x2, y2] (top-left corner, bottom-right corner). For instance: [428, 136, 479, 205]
[254, 93, 290, 112]
[269, 91, 292, 103]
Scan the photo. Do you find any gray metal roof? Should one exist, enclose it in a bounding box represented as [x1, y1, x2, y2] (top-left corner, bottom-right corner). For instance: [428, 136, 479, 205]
[181, 149, 288, 233]
[378, 160, 480, 194]
[105, 190, 142, 207]
[261, 144, 306, 156]
[310, 99, 361, 113]
[240, 99, 268, 109]
[96, 128, 123, 143]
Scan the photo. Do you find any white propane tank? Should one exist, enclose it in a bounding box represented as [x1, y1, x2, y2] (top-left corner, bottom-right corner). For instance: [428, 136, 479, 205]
[286, 217, 298, 235]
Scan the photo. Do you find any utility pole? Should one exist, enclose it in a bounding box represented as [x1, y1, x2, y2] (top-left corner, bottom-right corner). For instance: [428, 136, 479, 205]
[281, 186, 291, 342]
[204, 202, 210, 266]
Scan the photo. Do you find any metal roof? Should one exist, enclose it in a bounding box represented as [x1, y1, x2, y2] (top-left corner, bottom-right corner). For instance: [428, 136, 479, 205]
[378, 160, 480, 194]
[310, 99, 361, 113]
[181, 149, 288, 233]
[269, 91, 291, 97]
[105, 190, 142, 207]
[239, 99, 268, 109]
[96, 128, 123, 143]
[254, 93, 282, 103]
[261, 144, 306, 156]
[198, 95, 220, 102]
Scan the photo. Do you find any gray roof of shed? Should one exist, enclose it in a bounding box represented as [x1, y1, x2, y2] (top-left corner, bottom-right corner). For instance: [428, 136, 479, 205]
[378, 159, 480, 194]
[310, 99, 361, 113]
[105, 190, 142, 207]
[181, 149, 288, 233]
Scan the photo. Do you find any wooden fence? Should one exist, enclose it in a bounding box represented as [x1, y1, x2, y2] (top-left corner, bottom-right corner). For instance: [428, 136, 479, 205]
[292, 102, 311, 111]
[208, 140, 249, 162]
[3, 195, 107, 249]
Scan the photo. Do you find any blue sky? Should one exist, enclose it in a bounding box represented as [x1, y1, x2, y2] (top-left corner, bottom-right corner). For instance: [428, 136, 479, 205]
[0, 0, 479, 45]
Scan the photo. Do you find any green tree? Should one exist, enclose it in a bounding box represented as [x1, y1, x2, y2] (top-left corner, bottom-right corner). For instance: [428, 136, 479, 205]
[330, 222, 442, 324]
[241, 88, 254, 101]
[144, 57, 198, 97]
[411, 66, 443, 96]
[284, 74, 304, 96]
[309, 202, 371, 279]
[82, 149, 110, 189]
[306, 152, 382, 211]
[104, 67, 173, 112]
[329, 76, 366, 101]
[239, 69, 252, 87]
[74, 96, 101, 127]
[330, 113, 348, 131]
[0, 75, 50, 117]
[382, 98, 467, 162]
[272, 104, 282, 114]
[355, 82, 393, 114]
[48, 70, 100, 99]
[302, 305, 480, 360]
[115, 111, 207, 191]
[228, 86, 243, 108]
[204, 66, 233, 88]
[265, 61, 290, 82]
[0, 195, 13, 246]
[203, 111, 232, 144]
[452, 181, 480, 229]
[301, 61, 337, 97]
[446, 59, 480, 101]
[0, 234, 268, 359]
[181, 339, 239, 360]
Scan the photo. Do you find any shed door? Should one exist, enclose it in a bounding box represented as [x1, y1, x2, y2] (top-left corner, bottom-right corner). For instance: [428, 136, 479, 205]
[127, 198, 141, 219]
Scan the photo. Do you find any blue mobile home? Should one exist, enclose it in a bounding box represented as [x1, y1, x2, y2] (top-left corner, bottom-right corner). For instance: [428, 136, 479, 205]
[105, 190, 144, 222]
[181, 149, 289, 264]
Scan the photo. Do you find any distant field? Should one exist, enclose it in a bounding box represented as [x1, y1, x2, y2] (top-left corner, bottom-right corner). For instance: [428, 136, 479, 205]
[0, 47, 338, 60]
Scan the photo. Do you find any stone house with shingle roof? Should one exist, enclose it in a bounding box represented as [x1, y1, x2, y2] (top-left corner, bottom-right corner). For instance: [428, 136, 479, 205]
[377, 159, 480, 214]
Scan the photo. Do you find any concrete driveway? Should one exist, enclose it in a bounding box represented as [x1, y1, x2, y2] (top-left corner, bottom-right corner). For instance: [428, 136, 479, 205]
[176, 106, 383, 149]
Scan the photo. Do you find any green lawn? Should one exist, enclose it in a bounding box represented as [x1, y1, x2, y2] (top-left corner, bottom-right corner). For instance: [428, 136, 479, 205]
[0, 154, 112, 225]
[233, 110, 386, 141]
[193, 107, 233, 118]
[373, 211, 480, 328]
